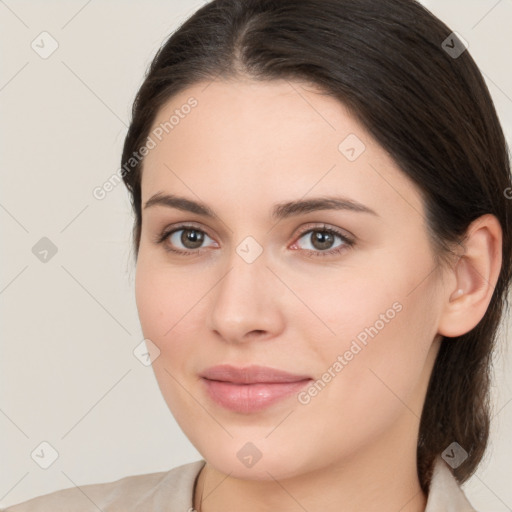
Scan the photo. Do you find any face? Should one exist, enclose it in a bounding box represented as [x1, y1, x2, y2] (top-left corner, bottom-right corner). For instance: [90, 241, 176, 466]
[135, 78, 446, 480]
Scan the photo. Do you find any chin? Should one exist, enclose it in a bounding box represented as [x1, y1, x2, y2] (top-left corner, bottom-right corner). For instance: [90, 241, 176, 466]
[195, 437, 325, 481]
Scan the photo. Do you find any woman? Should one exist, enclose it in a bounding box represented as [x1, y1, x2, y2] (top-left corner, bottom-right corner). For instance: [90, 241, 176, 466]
[5, 0, 511, 510]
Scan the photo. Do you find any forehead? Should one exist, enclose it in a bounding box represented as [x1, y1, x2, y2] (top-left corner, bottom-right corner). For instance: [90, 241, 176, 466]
[140, 78, 424, 219]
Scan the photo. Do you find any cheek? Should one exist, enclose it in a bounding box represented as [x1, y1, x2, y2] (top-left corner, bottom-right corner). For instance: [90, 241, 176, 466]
[319, 301, 435, 454]
[134, 258, 206, 420]
[292, 249, 438, 410]
[134, 255, 211, 383]
[135, 253, 200, 342]
[135, 262, 169, 341]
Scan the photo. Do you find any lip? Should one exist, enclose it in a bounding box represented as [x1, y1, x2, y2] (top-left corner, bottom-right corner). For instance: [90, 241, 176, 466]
[200, 364, 312, 384]
[200, 364, 313, 413]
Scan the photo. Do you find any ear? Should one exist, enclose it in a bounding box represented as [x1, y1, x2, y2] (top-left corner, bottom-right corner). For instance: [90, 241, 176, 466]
[437, 214, 503, 338]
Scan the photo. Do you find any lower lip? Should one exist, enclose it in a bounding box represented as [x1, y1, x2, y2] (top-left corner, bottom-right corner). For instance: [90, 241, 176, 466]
[202, 378, 312, 413]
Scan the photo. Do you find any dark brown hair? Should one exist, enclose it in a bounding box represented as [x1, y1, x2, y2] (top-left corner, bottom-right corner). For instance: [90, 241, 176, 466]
[121, 0, 512, 493]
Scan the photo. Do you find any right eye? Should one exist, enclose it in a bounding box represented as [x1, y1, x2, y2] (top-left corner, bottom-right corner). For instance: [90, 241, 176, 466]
[156, 224, 218, 256]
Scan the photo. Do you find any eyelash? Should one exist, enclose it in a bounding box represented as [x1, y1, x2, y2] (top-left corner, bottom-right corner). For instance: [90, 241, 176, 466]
[154, 223, 355, 258]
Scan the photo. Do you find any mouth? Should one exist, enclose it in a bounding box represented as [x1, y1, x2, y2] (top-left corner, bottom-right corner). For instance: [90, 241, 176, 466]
[200, 364, 313, 413]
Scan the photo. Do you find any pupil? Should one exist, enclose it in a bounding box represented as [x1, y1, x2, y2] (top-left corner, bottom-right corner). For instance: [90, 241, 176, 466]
[182, 229, 204, 249]
[313, 231, 333, 250]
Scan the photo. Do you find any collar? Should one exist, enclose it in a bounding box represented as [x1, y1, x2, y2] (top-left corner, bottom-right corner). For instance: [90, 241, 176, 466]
[424, 455, 477, 511]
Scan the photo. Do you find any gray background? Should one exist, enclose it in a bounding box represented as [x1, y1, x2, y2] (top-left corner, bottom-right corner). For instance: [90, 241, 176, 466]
[1, 0, 511, 509]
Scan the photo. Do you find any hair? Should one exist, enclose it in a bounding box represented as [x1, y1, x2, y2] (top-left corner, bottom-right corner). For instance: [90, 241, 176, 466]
[121, 0, 512, 494]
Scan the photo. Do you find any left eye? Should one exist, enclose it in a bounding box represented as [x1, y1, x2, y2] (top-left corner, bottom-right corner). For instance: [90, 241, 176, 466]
[293, 228, 352, 253]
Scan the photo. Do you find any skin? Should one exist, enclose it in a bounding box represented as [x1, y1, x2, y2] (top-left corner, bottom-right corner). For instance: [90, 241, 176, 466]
[134, 78, 502, 512]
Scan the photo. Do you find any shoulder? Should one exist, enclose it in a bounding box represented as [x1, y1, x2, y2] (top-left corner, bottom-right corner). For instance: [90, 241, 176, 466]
[2, 459, 206, 512]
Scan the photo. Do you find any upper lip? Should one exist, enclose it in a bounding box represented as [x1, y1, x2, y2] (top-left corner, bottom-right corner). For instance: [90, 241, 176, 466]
[200, 364, 312, 384]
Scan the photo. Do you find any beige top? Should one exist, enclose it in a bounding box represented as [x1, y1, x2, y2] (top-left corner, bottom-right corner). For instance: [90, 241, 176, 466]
[2, 455, 477, 511]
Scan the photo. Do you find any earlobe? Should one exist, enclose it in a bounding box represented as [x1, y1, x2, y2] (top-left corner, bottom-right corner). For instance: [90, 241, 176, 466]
[438, 214, 503, 338]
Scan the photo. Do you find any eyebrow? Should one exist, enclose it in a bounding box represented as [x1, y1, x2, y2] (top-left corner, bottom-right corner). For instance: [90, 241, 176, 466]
[143, 192, 378, 220]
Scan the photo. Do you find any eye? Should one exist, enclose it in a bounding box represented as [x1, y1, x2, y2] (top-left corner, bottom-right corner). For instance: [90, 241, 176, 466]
[156, 224, 217, 256]
[291, 225, 354, 257]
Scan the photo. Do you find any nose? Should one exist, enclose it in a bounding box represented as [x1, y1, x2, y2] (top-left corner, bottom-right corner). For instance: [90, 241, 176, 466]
[206, 249, 285, 344]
